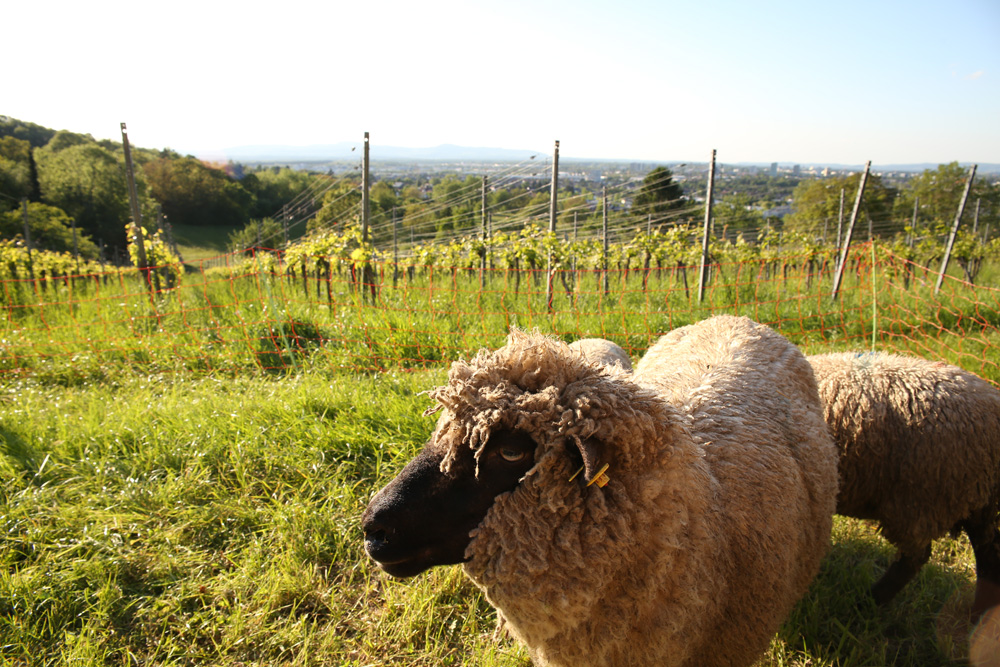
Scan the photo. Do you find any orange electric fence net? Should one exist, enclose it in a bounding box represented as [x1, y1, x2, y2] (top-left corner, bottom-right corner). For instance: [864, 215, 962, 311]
[2, 245, 999, 384]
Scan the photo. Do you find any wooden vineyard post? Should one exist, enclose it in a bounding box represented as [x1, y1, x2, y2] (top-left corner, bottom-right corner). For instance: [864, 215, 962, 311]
[831, 160, 870, 301]
[20, 198, 36, 285]
[602, 188, 609, 295]
[935, 164, 977, 294]
[360, 132, 377, 302]
[121, 122, 159, 296]
[547, 141, 559, 311]
[697, 150, 716, 303]
[481, 176, 488, 289]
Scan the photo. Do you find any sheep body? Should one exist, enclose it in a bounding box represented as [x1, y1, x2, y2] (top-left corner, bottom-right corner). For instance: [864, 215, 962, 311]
[441, 317, 838, 666]
[567, 337, 632, 371]
[808, 351, 1000, 610]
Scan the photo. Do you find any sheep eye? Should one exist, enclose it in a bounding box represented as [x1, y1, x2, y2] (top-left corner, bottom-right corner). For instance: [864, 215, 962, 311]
[499, 447, 528, 463]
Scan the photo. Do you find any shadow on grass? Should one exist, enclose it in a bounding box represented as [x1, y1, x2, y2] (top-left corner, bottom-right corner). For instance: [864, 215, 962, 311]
[778, 517, 988, 666]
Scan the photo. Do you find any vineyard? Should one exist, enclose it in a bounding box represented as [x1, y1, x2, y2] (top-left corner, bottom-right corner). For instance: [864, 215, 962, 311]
[2, 220, 999, 384]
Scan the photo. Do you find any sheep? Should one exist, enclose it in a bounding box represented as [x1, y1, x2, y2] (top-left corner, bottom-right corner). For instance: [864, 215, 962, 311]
[362, 317, 838, 667]
[567, 337, 633, 371]
[808, 351, 1000, 616]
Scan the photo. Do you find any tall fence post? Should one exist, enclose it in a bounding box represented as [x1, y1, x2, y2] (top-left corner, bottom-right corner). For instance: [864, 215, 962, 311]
[830, 160, 871, 301]
[360, 131, 376, 302]
[20, 198, 36, 284]
[361, 132, 371, 244]
[697, 149, 716, 303]
[601, 188, 609, 295]
[120, 122, 158, 294]
[481, 175, 488, 286]
[836, 187, 845, 250]
[282, 204, 290, 247]
[935, 164, 977, 294]
[546, 141, 559, 311]
[392, 207, 399, 287]
[908, 196, 919, 248]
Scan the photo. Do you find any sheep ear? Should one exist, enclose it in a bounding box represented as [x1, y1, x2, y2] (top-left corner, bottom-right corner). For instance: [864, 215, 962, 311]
[570, 436, 605, 485]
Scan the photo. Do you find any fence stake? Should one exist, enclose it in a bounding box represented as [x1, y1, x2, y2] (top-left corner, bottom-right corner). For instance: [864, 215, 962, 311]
[831, 160, 870, 301]
[935, 164, 977, 294]
[697, 149, 716, 303]
[836, 187, 845, 250]
[908, 196, 919, 248]
[361, 132, 370, 244]
[481, 176, 488, 287]
[120, 122, 157, 296]
[392, 207, 399, 287]
[360, 132, 376, 302]
[602, 187, 609, 295]
[547, 141, 559, 311]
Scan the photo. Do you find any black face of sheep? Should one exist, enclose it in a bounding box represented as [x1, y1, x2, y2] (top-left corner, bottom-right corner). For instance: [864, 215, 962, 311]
[362, 429, 538, 578]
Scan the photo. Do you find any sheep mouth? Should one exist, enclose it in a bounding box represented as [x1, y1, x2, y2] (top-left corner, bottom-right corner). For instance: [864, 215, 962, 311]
[367, 546, 457, 578]
[365, 538, 467, 578]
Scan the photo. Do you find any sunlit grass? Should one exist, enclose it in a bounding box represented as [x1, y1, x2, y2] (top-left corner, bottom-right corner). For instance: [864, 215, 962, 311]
[3, 255, 998, 384]
[0, 369, 986, 666]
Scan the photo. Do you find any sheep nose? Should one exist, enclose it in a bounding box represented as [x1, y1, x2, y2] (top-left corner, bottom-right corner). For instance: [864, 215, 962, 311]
[362, 512, 391, 557]
[365, 526, 387, 545]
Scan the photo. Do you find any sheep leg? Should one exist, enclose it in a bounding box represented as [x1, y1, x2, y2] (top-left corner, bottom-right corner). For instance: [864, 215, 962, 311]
[870, 545, 931, 606]
[965, 523, 1000, 619]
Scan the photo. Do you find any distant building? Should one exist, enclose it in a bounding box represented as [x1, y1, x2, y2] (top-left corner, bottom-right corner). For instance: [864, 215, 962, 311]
[792, 165, 801, 176]
[770, 162, 778, 177]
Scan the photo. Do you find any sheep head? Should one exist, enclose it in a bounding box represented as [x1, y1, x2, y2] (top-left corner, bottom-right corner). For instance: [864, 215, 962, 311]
[362, 330, 655, 580]
[362, 428, 538, 577]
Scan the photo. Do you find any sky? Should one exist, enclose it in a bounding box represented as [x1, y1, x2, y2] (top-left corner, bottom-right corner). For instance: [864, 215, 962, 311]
[3, 0, 999, 165]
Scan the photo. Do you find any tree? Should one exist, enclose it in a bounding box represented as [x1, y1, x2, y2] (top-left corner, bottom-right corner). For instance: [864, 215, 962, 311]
[634, 167, 686, 223]
[0, 202, 100, 259]
[241, 166, 320, 220]
[0, 116, 57, 148]
[228, 218, 285, 254]
[142, 157, 253, 227]
[0, 137, 34, 205]
[896, 162, 999, 240]
[713, 194, 766, 237]
[784, 173, 897, 239]
[308, 180, 362, 234]
[34, 139, 143, 250]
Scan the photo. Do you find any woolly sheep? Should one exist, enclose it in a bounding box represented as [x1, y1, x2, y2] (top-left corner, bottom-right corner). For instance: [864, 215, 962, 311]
[809, 351, 1000, 616]
[567, 337, 633, 371]
[362, 318, 838, 667]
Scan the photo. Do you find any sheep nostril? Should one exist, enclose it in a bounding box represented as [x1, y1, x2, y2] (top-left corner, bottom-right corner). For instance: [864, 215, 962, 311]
[366, 528, 387, 544]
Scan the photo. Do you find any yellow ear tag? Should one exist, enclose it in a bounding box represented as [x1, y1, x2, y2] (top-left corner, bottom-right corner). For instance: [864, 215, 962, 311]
[569, 463, 611, 487]
[587, 463, 611, 487]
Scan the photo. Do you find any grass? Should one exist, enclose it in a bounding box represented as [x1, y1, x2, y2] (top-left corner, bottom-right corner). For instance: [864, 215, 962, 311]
[1, 249, 998, 665]
[3, 253, 999, 384]
[0, 369, 989, 666]
[169, 223, 241, 266]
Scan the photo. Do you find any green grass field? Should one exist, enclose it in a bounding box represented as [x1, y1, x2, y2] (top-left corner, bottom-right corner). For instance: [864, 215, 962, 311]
[169, 223, 241, 266]
[0, 370, 992, 666]
[2, 247, 1000, 665]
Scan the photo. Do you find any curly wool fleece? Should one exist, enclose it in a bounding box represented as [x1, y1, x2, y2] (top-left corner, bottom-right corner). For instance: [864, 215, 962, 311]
[424, 320, 838, 667]
[809, 351, 1000, 559]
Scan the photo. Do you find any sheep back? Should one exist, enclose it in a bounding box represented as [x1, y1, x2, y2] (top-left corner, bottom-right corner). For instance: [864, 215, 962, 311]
[631, 315, 839, 664]
[809, 351, 1000, 555]
[430, 321, 836, 667]
[568, 337, 633, 371]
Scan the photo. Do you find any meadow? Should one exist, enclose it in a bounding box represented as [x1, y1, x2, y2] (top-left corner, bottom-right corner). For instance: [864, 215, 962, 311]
[3, 246, 1000, 666]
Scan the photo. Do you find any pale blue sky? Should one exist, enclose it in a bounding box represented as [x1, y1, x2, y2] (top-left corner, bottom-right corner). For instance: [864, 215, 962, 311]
[4, 0, 998, 164]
